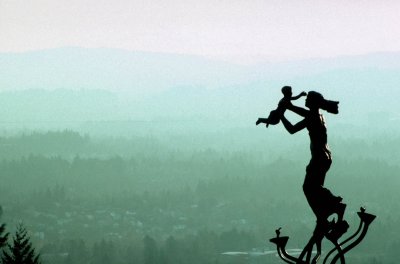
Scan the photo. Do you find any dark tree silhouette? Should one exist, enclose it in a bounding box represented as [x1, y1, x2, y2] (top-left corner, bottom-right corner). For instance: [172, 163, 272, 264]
[143, 235, 158, 264]
[1, 223, 41, 264]
[91, 240, 116, 264]
[0, 207, 9, 250]
[0, 224, 8, 249]
[162, 236, 179, 264]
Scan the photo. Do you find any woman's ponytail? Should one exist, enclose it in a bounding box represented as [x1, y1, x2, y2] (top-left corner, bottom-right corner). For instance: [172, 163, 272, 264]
[321, 99, 339, 114]
[308, 91, 339, 114]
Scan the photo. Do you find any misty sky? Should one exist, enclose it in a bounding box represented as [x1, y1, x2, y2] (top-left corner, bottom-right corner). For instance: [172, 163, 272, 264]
[1, 0, 400, 62]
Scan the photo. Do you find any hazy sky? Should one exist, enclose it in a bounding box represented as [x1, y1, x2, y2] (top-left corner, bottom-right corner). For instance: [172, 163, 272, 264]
[1, 0, 400, 62]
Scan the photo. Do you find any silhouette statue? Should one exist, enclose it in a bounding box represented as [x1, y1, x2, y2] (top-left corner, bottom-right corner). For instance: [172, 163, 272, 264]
[260, 89, 376, 264]
[256, 86, 307, 127]
[281, 91, 347, 233]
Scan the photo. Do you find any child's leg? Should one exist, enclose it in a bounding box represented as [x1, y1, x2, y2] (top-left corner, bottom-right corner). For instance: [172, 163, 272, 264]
[256, 118, 269, 125]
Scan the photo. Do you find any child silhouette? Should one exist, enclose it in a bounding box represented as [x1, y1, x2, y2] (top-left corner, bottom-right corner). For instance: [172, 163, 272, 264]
[256, 86, 307, 127]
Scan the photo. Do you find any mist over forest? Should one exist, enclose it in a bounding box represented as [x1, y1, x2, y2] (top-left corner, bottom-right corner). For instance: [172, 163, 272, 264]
[0, 48, 398, 263]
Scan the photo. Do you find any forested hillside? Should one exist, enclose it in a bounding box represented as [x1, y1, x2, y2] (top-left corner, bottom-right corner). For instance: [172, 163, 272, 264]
[0, 131, 397, 263]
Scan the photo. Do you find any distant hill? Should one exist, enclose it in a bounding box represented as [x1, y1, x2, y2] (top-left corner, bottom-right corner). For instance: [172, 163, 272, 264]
[2, 47, 400, 93]
[0, 48, 399, 132]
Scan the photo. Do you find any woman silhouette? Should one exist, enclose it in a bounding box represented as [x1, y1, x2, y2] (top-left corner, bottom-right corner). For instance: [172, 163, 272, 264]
[280, 91, 346, 225]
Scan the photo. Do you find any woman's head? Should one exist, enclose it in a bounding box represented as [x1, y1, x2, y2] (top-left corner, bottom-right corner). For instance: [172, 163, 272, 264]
[306, 91, 339, 114]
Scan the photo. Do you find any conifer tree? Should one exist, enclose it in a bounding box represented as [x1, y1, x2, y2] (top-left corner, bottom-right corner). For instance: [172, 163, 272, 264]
[0, 224, 8, 249]
[1, 223, 41, 264]
[143, 235, 158, 264]
[0, 206, 9, 249]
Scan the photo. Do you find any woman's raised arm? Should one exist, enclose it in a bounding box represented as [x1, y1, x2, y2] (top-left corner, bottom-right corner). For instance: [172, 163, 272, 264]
[281, 115, 307, 134]
[287, 104, 309, 117]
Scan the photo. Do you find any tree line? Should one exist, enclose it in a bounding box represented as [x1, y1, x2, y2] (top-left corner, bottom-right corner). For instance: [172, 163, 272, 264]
[0, 131, 398, 263]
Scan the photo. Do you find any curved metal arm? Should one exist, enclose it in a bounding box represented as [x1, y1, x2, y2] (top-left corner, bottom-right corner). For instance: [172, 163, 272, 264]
[311, 239, 322, 264]
[323, 219, 363, 264]
[278, 248, 297, 264]
[297, 236, 315, 264]
[270, 236, 297, 264]
[330, 210, 376, 264]
[270, 232, 310, 264]
[327, 240, 345, 264]
[269, 208, 376, 264]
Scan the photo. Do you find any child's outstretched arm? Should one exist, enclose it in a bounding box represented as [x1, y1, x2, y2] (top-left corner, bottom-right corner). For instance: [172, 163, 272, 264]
[290, 91, 307, 100]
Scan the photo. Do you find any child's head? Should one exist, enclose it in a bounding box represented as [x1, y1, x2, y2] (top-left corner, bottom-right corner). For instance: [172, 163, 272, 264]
[281, 86, 292, 97]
